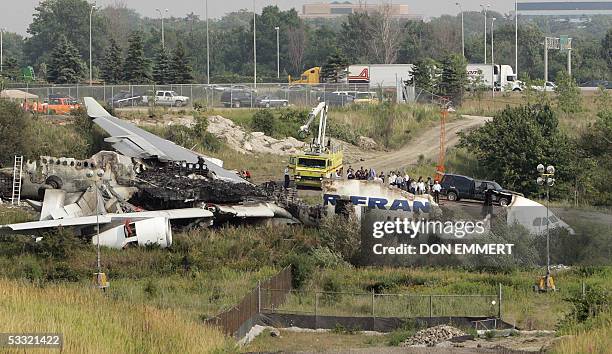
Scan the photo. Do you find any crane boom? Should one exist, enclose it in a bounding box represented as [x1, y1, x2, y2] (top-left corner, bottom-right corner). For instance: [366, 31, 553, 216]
[298, 102, 328, 154]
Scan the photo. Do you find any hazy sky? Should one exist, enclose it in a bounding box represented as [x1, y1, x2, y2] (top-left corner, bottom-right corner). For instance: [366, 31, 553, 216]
[1, 0, 518, 35]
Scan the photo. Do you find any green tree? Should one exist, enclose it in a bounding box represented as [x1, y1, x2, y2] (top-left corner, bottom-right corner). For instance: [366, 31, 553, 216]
[555, 70, 583, 114]
[100, 38, 123, 84]
[152, 48, 171, 84]
[0, 100, 31, 165]
[459, 105, 574, 196]
[438, 54, 467, 104]
[338, 13, 372, 63]
[2, 57, 21, 81]
[168, 41, 193, 83]
[24, 0, 107, 65]
[251, 110, 276, 136]
[602, 28, 612, 74]
[412, 58, 439, 93]
[122, 31, 150, 83]
[320, 50, 349, 83]
[577, 110, 612, 206]
[47, 35, 85, 84]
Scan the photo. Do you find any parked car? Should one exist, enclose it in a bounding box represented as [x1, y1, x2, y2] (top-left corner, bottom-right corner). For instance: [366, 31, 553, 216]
[579, 80, 611, 90]
[154, 90, 190, 107]
[530, 81, 557, 92]
[107, 91, 145, 107]
[317, 92, 354, 107]
[220, 90, 255, 108]
[256, 95, 289, 108]
[352, 91, 379, 104]
[439, 173, 520, 206]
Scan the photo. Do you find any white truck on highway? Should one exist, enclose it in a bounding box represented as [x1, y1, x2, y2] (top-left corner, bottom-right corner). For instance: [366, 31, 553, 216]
[348, 64, 415, 88]
[466, 64, 523, 92]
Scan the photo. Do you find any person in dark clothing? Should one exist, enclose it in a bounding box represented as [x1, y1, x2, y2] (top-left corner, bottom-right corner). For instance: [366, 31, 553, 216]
[482, 184, 494, 217]
[284, 166, 290, 189]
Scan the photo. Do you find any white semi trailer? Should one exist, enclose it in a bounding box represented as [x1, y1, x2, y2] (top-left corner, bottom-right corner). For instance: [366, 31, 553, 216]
[348, 64, 415, 88]
[466, 64, 523, 91]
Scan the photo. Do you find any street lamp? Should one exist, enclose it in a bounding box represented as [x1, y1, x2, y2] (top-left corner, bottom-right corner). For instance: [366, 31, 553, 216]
[515, 0, 519, 77]
[536, 163, 556, 292]
[253, 0, 257, 89]
[275, 26, 280, 78]
[156, 8, 169, 49]
[89, 4, 96, 86]
[205, 0, 210, 85]
[480, 4, 490, 64]
[87, 168, 108, 290]
[0, 28, 4, 73]
[456, 2, 464, 58]
[491, 17, 496, 97]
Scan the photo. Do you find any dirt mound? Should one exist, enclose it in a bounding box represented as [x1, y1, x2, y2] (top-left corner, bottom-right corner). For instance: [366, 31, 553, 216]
[401, 325, 467, 347]
[206, 115, 305, 155]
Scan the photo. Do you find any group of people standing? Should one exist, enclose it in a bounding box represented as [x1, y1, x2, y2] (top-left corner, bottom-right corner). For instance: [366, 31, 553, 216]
[340, 166, 442, 203]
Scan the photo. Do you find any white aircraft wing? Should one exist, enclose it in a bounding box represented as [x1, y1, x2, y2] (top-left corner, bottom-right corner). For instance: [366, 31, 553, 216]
[83, 97, 246, 184]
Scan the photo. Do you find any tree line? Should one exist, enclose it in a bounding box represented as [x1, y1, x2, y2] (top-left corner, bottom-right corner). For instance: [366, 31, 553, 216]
[3, 0, 611, 84]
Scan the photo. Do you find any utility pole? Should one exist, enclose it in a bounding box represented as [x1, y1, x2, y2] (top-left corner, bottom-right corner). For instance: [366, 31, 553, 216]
[206, 0, 210, 85]
[253, 0, 257, 89]
[481, 4, 490, 64]
[491, 17, 496, 97]
[1, 28, 4, 73]
[515, 0, 518, 76]
[275, 26, 280, 78]
[89, 4, 96, 86]
[456, 2, 464, 58]
[156, 8, 168, 49]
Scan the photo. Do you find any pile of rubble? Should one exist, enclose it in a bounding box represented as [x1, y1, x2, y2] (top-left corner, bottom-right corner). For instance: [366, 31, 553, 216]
[206, 115, 305, 155]
[401, 325, 467, 347]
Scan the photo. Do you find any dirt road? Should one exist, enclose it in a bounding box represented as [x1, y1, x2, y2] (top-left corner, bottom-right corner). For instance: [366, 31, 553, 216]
[345, 115, 491, 172]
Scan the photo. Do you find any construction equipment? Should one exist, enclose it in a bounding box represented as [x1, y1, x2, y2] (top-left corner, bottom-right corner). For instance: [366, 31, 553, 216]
[11, 155, 23, 206]
[288, 102, 343, 188]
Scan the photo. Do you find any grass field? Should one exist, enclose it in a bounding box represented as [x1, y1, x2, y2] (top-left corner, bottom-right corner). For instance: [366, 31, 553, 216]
[0, 279, 234, 353]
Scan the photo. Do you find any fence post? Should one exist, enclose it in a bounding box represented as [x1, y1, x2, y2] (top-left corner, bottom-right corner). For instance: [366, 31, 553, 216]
[314, 292, 319, 329]
[257, 280, 261, 314]
[429, 295, 433, 318]
[498, 283, 502, 319]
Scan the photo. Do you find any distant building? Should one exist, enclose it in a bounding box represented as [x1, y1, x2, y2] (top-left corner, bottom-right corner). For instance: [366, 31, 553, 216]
[517, 1, 612, 16]
[301, 1, 419, 19]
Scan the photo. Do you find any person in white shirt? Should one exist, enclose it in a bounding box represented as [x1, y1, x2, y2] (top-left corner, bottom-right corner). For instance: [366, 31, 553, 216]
[390, 172, 397, 186]
[432, 180, 442, 203]
[410, 180, 417, 194]
[417, 181, 425, 194]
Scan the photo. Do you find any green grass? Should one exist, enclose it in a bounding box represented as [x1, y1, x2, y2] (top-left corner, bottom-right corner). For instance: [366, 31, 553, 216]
[0, 279, 235, 353]
[278, 266, 611, 330]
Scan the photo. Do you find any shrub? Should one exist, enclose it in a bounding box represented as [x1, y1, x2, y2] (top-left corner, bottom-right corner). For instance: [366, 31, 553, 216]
[251, 110, 276, 136]
[283, 252, 315, 289]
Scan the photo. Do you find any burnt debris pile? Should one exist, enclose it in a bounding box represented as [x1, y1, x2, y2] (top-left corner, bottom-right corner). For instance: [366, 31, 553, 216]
[132, 163, 267, 209]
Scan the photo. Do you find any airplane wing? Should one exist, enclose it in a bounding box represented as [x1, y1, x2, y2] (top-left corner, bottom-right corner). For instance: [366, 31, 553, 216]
[83, 97, 246, 184]
[0, 208, 214, 234]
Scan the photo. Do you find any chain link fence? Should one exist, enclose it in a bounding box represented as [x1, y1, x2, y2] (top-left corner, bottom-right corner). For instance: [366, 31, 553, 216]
[7, 82, 388, 109]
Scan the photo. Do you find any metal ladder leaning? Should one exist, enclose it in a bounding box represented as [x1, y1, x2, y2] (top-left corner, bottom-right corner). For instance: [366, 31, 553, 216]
[11, 155, 23, 206]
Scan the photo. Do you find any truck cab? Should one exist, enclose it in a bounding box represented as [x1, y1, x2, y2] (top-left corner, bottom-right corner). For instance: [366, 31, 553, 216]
[289, 67, 321, 84]
[289, 148, 343, 188]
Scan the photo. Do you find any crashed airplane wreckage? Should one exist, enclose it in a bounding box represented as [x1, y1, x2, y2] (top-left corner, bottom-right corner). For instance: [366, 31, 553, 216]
[0, 98, 303, 249]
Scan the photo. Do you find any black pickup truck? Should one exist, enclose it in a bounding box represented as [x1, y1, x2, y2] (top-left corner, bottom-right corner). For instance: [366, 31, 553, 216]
[439, 173, 519, 206]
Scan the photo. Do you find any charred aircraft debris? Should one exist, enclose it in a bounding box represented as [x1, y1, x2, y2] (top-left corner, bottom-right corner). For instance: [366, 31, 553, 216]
[0, 98, 307, 249]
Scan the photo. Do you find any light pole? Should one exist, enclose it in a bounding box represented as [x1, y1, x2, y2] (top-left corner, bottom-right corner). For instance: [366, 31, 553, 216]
[156, 8, 168, 49]
[89, 4, 96, 86]
[536, 163, 556, 292]
[515, 0, 518, 77]
[206, 0, 210, 85]
[0, 28, 4, 73]
[491, 17, 496, 97]
[88, 168, 107, 290]
[253, 0, 257, 89]
[456, 2, 464, 58]
[480, 4, 490, 64]
[275, 26, 280, 78]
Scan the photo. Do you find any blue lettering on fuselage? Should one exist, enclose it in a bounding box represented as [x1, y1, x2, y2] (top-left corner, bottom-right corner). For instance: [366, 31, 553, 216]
[323, 194, 430, 213]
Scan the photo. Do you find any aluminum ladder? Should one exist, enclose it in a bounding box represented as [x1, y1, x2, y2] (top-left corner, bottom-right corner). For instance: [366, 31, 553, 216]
[11, 155, 23, 206]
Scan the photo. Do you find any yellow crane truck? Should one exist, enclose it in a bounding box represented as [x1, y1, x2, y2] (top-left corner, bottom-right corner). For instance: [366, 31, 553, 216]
[288, 102, 343, 188]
